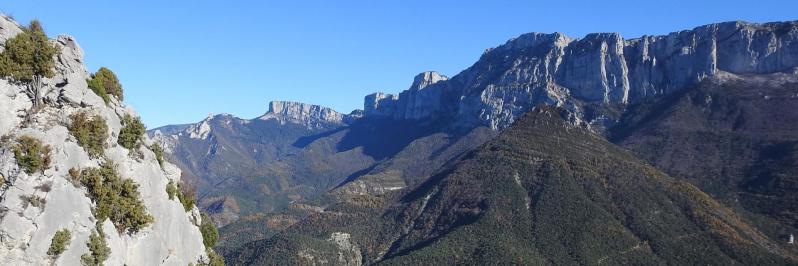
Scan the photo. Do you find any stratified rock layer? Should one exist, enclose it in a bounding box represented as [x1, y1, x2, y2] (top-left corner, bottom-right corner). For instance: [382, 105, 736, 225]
[364, 21, 798, 130]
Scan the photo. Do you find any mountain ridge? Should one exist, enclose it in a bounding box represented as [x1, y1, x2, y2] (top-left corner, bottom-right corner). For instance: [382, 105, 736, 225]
[361, 19, 798, 130]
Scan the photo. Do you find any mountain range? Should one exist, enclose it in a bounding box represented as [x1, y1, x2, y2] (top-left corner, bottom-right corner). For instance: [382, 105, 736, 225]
[149, 19, 798, 264]
[2, 5, 797, 265]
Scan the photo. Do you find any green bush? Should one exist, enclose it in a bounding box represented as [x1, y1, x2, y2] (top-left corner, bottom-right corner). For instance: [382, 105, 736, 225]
[87, 77, 109, 104]
[47, 229, 71, 257]
[166, 180, 177, 200]
[81, 223, 110, 266]
[118, 114, 145, 151]
[0, 20, 58, 108]
[87, 67, 123, 103]
[200, 213, 218, 248]
[12, 136, 51, 174]
[150, 143, 164, 166]
[69, 111, 109, 158]
[73, 162, 154, 234]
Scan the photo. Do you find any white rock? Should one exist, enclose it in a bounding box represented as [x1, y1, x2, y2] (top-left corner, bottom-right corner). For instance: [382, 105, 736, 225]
[0, 15, 207, 266]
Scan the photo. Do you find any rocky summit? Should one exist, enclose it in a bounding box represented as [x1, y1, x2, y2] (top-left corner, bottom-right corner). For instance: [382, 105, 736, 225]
[259, 101, 354, 128]
[0, 15, 210, 265]
[363, 21, 798, 130]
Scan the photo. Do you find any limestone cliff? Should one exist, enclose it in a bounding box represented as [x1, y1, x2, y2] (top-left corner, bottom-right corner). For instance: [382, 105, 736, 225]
[364, 21, 798, 130]
[259, 101, 350, 128]
[0, 15, 208, 265]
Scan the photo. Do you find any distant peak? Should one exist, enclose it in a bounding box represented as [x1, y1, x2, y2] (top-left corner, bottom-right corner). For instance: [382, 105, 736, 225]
[267, 100, 338, 115]
[410, 71, 448, 90]
[262, 100, 346, 128]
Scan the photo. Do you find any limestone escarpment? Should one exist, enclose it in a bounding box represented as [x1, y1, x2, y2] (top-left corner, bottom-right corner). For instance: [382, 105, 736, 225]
[0, 15, 207, 265]
[363, 21, 798, 130]
[259, 100, 349, 128]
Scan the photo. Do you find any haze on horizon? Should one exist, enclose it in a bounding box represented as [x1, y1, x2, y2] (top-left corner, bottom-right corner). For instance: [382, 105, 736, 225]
[3, 0, 797, 127]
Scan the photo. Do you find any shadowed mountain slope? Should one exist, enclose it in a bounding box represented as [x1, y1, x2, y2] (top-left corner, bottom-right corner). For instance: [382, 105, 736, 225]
[613, 71, 798, 241]
[227, 107, 797, 265]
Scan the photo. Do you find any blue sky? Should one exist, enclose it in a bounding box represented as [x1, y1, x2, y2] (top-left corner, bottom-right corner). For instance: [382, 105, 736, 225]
[3, 1, 797, 127]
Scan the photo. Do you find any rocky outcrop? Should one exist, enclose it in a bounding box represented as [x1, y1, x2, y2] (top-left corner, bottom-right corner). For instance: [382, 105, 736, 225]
[363, 21, 798, 130]
[363, 71, 451, 120]
[0, 15, 207, 265]
[184, 115, 213, 140]
[259, 101, 348, 129]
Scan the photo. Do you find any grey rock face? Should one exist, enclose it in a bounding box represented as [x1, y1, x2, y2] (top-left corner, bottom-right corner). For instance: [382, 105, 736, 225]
[363, 71, 450, 120]
[363, 21, 798, 130]
[409, 71, 448, 90]
[259, 101, 348, 129]
[559, 33, 630, 103]
[364, 92, 398, 117]
[0, 16, 207, 265]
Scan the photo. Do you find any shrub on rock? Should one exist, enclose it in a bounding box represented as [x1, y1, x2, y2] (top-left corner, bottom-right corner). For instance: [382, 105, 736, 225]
[87, 67, 123, 103]
[202, 249, 225, 266]
[0, 20, 58, 108]
[87, 77, 109, 104]
[12, 136, 51, 174]
[150, 143, 164, 166]
[118, 114, 145, 151]
[200, 212, 218, 248]
[68, 111, 109, 158]
[73, 162, 154, 234]
[166, 180, 177, 200]
[47, 229, 71, 257]
[166, 178, 195, 212]
[81, 223, 110, 266]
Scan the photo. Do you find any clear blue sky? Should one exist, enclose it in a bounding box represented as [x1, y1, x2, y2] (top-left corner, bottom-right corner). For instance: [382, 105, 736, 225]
[3, 1, 797, 127]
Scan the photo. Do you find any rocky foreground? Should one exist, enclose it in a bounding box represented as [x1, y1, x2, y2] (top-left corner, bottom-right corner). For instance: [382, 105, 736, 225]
[0, 15, 209, 265]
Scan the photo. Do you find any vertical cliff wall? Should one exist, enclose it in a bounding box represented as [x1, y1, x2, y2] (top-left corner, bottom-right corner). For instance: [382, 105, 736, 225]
[364, 21, 798, 130]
